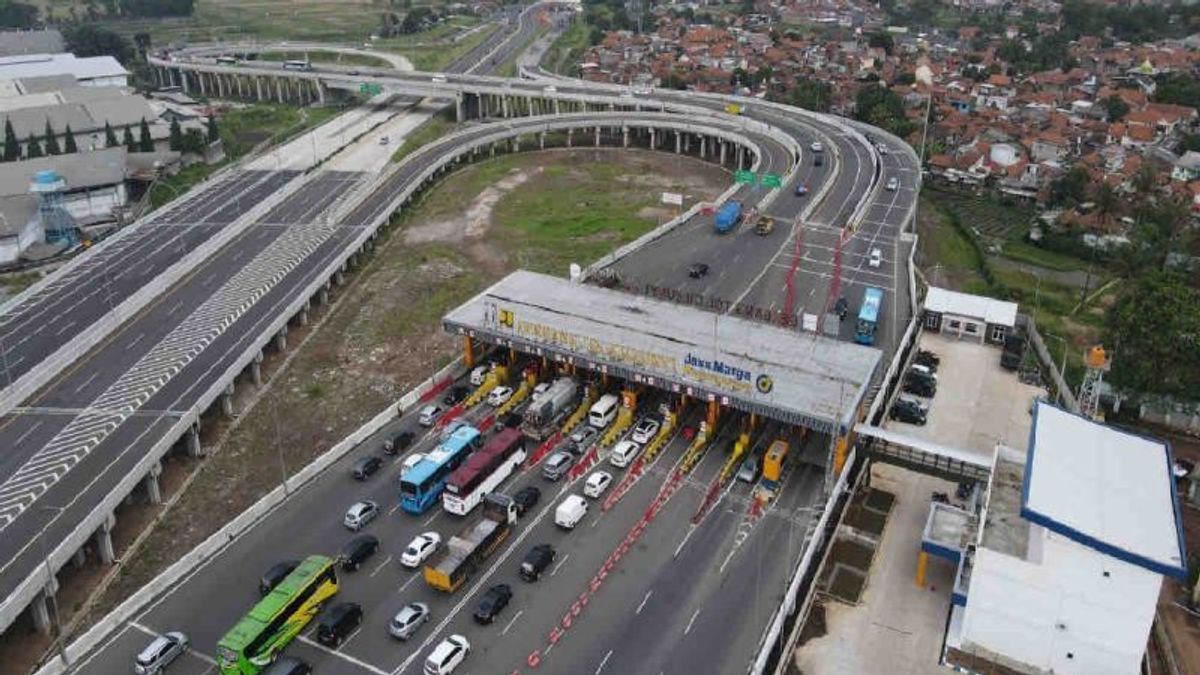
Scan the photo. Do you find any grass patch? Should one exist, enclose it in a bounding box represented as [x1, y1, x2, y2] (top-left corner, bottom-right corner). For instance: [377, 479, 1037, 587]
[384, 21, 500, 71]
[371, 245, 484, 340]
[392, 114, 459, 164]
[542, 18, 591, 75]
[255, 51, 394, 69]
[373, 16, 484, 50]
[98, 0, 382, 45]
[0, 271, 40, 293]
[1000, 239, 1091, 272]
[916, 194, 985, 289]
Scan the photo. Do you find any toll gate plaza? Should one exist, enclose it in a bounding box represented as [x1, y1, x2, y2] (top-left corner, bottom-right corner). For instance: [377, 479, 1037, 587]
[443, 270, 883, 469]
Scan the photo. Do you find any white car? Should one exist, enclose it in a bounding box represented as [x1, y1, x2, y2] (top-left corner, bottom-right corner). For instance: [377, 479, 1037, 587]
[609, 439, 642, 468]
[469, 365, 489, 386]
[418, 404, 442, 427]
[431, 75, 447, 83]
[543, 85, 557, 93]
[400, 452, 425, 476]
[630, 417, 660, 444]
[134, 631, 188, 675]
[401, 532, 442, 568]
[876, 143, 889, 155]
[487, 386, 514, 407]
[869, 248, 882, 268]
[886, 176, 899, 191]
[583, 471, 613, 498]
[425, 634, 470, 675]
[344, 500, 379, 531]
[810, 141, 824, 152]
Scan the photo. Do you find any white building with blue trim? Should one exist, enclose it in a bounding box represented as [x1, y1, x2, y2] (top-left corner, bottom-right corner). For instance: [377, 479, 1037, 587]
[943, 402, 1187, 674]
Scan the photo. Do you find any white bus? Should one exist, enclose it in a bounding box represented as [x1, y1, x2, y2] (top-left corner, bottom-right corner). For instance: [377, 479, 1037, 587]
[442, 428, 526, 516]
[216, 56, 239, 65]
[282, 60, 312, 71]
[588, 394, 620, 429]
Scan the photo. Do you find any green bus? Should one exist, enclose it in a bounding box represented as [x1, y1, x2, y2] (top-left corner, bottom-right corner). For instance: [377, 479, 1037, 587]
[216, 555, 339, 674]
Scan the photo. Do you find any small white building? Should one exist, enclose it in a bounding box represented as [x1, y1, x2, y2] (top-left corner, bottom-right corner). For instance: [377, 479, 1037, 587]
[922, 286, 1017, 344]
[947, 403, 1187, 674]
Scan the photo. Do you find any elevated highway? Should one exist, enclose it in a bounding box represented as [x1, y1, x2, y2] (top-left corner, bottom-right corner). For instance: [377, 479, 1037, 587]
[7, 9, 920, 675]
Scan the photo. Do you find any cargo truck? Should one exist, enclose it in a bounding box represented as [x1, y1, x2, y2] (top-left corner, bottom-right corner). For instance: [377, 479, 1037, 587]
[424, 494, 518, 593]
[1000, 334, 1024, 370]
[714, 201, 743, 233]
[521, 377, 579, 440]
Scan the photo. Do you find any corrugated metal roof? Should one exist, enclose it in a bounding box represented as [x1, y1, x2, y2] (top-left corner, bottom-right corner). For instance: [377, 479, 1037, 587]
[924, 286, 1017, 326]
[0, 53, 127, 83]
[1022, 402, 1187, 578]
[0, 30, 64, 58]
[0, 146, 126, 197]
[444, 271, 881, 432]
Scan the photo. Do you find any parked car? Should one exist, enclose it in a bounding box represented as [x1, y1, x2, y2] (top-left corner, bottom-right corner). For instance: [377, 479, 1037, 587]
[519, 544, 556, 582]
[583, 471, 613, 498]
[542, 451, 574, 481]
[631, 417, 660, 444]
[902, 374, 936, 398]
[383, 430, 414, 455]
[424, 634, 470, 675]
[868, 248, 882, 268]
[389, 602, 431, 640]
[401, 532, 442, 568]
[473, 584, 513, 624]
[401, 452, 426, 476]
[352, 455, 383, 480]
[344, 500, 380, 531]
[443, 385, 469, 406]
[258, 560, 299, 596]
[134, 631, 188, 675]
[909, 364, 938, 381]
[487, 386, 514, 407]
[569, 425, 599, 452]
[512, 486, 541, 516]
[340, 534, 380, 571]
[890, 398, 928, 425]
[261, 657, 312, 675]
[317, 602, 363, 647]
[688, 262, 709, 278]
[418, 404, 442, 427]
[915, 349, 940, 368]
[469, 364, 491, 386]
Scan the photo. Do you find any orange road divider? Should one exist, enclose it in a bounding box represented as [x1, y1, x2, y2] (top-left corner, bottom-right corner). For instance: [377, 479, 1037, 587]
[525, 431, 562, 468]
[434, 403, 465, 430]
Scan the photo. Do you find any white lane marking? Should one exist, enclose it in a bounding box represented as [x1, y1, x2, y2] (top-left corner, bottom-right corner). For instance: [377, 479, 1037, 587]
[684, 609, 701, 635]
[339, 625, 364, 650]
[14, 421, 43, 446]
[673, 525, 697, 558]
[395, 568, 422, 594]
[501, 609, 524, 636]
[421, 511, 439, 527]
[635, 590, 653, 615]
[129, 621, 218, 666]
[388, 504, 401, 516]
[298, 635, 390, 675]
[550, 553, 569, 577]
[127, 332, 145, 348]
[167, 301, 183, 316]
[53, 320, 76, 336]
[370, 554, 393, 577]
[596, 649, 614, 675]
[73, 372, 100, 394]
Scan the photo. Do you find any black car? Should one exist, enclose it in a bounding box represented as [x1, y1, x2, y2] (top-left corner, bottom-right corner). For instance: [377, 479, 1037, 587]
[814, 154, 824, 166]
[915, 349, 940, 368]
[834, 297, 849, 320]
[502, 412, 523, 429]
[519, 544, 556, 582]
[902, 374, 936, 398]
[473, 584, 513, 624]
[890, 398, 928, 425]
[261, 657, 312, 675]
[258, 559, 299, 596]
[317, 602, 363, 647]
[443, 385, 470, 406]
[339, 534, 380, 571]
[352, 455, 383, 480]
[383, 430, 414, 455]
[688, 263, 709, 278]
[512, 486, 540, 516]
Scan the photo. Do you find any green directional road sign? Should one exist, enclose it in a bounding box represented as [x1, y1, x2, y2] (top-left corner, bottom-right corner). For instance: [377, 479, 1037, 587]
[734, 170, 756, 185]
[761, 173, 782, 189]
[359, 83, 382, 96]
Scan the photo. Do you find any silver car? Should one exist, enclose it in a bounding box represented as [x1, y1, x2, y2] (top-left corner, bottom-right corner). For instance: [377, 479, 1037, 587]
[390, 602, 431, 640]
[134, 631, 188, 674]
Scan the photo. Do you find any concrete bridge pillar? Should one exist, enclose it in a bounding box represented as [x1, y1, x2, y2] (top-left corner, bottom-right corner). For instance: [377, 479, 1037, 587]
[199, 72, 207, 96]
[554, 99, 560, 115]
[236, 75, 244, 99]
[143, 460, 163, 505]
[675, 131, 682, 154]
[684, 133, 691, 153]
[456, 93, 465, 122]
[566, 128, 573, 147]
[220, 383, 236, 417]
[700, 136, 707, 158]
[594, 127, 601, 146]
[95, 513, 116, 565]
[30, 588, 55, 635]
[180, 70, 189, 94]
[186, 423, 203, 457]
[490, 142, 497, 157]
[649, 128, 656, 149]
[622, 127, 629, 148]
[275, 78, 284, 103]
[316, 80, 325, 104]
[72, 548, 87, 569]
[719, 140, 727, 165]
[319, 283, 330, 305]
[539, 132, 545, 150]
[255, 76, 263, 101]
[274, 327, 289, 351]
[512, 136, 520, 152]
[502, 96, 510, 118]
[250, 351, 264, 386]
[738, 148, 746, 171]
[298, 301, 310, 327]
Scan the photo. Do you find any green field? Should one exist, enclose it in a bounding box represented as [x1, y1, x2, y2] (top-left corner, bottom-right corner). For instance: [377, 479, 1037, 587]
[541, 18, 590, 75]
[380, 21, 500, 71]
[391, 113, 458, 164]
[255, 50, 394, 69]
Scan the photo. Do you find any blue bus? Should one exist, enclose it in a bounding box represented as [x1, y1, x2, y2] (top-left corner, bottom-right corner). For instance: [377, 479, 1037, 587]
[855, 287, 883, 345]
[400, 425, 482, 514]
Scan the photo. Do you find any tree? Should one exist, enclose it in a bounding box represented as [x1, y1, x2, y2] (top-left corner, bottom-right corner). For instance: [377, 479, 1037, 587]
[3, 119, 18, 162]
[122, 125, 136, 152]
[24, 133, 41, 159]
[133, 32, 152, 60]
[0, 2, 38, 28]
[1093, 182, 1118, 227]
[867, 32, 894, 55]
[1049, 166, 1089, 206]
[43, 120, 61, 155]
[206, 116, 219, 143]
[854, 84, 914, 138]
[63, 124, 77, 153]
[104, 120, 118, 148]
[784, 78, 832, 113]
[168, 118, 182, 151]
[1102, 95, 1129, 122]
[1106, 270, 1200, 399]
[1182, 133, 1200, 153]
[137, 117, 153, 152]
[1133, 164, 1158, 197]
[63, 25, 133, 63]
[178, 128, 206, 154]
[1154, 72, 1200, 109]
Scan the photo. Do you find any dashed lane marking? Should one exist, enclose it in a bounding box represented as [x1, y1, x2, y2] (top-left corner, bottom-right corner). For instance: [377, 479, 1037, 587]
[297, 635, 390, 675]
[502, 610, 524, 636]
[635, 590, 653, 615]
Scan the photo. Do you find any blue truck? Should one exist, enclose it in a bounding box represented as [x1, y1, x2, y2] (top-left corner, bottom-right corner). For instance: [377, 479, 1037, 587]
[714, 201, 743, 233]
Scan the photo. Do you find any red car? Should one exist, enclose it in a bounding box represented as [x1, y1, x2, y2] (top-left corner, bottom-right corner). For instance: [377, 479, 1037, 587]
[681, 426, 697, 442]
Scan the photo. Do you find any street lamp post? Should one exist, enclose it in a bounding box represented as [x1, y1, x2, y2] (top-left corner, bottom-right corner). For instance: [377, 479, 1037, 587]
[37, 505, 69, 668]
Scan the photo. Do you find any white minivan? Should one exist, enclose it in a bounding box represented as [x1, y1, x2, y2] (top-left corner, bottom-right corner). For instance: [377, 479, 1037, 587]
[610, 439, 642, 468]
[555, 494, 588, 529]
[588, 394, 620, 429]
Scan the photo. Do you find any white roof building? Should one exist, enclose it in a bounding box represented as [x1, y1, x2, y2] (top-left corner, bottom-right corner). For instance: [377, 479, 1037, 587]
[948, 402, 1186, 675]
[922, 286, 1018, 344]
[0, 53, 128, 88]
